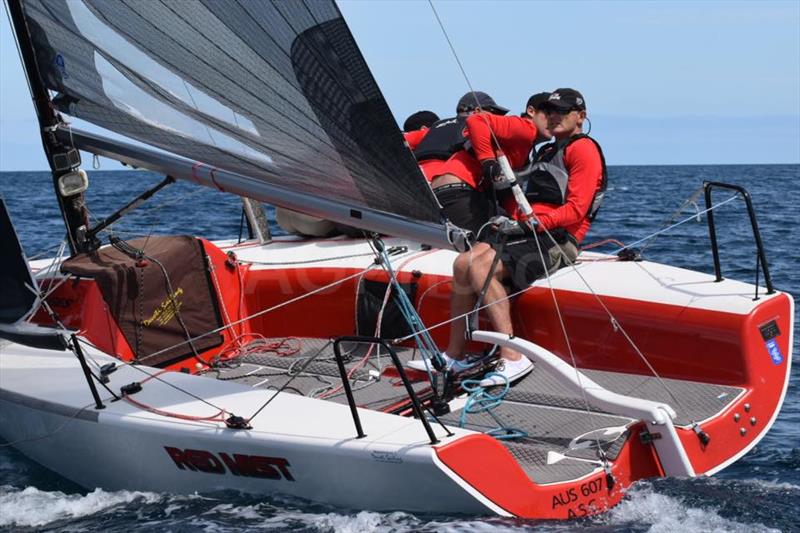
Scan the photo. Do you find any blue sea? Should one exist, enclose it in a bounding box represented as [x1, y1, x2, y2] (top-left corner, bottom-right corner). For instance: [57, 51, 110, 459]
[1, 165, 798, 532]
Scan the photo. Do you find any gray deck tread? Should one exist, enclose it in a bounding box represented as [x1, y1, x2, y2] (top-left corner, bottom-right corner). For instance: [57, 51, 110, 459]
[210, 337, 742, 485]
[442, 400, 632, 485]
[504, 363, 743, 426]
[207, 338, 428, 411]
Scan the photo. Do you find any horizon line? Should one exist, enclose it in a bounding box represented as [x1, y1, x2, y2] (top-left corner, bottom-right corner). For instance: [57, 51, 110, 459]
[2, 161, 799, 173]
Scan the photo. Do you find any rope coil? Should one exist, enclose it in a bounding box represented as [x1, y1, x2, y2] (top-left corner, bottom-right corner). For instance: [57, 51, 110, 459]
[459, 374, 527, 440]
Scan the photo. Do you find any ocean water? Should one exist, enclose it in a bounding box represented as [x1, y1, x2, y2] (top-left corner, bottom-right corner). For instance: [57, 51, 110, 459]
[0, 165, 798, 532]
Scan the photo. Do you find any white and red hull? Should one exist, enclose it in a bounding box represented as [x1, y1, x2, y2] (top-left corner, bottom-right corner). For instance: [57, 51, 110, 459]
[0, 236, 793, 518]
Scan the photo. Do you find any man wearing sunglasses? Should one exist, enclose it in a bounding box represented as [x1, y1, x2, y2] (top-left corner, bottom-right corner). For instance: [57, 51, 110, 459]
[408, 88, 607, 387]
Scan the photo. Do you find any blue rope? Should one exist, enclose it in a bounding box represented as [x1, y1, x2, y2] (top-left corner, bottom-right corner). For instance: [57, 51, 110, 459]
[376, 241, 442, 371]
[459, 374, 527, 440]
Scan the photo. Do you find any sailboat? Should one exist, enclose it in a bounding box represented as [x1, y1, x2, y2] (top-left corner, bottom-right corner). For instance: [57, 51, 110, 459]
[0, 0, 793, 519]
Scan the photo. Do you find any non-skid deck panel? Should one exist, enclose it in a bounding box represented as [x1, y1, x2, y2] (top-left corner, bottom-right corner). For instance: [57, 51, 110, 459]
[504, 364, 744, 426]
[441, 400, 632, 485]
[208, 339, 429, 411]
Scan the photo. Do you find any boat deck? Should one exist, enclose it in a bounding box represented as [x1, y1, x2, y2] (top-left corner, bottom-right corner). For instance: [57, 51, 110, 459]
[209, 337, 744, 485]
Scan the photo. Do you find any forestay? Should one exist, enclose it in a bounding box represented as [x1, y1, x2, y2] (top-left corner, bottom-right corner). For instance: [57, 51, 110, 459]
[19, 0, 442, 225]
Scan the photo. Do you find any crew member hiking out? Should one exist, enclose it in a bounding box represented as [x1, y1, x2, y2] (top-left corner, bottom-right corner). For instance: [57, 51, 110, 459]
[417, 91, 509, 236]
[408, 88, 607, 387]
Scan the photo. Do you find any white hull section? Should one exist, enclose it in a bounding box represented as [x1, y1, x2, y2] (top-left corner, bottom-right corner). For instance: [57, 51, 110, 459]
[0, 341, 490, 514]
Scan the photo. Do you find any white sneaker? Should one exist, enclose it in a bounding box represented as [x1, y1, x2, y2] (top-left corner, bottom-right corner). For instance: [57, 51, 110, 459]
[479, 357, 534, 387]
[406, 352, 481, 373]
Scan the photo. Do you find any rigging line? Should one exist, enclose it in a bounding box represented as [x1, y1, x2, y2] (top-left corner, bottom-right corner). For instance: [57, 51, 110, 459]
[319, 269, 395, 400]
[72, 336, 230, 414]
[93, 183, 206, 249]
[21, 274, 71, 325]
[526, 226, 609, 459]
[314, 239, 405, 398]
[38, 238, 67, 283]
[427, 1, 503, 151]
[182, 78, 218, 149]
[639, 185, 705, 256]
[247, 339, 333, 423]
[26, 239, 70, 261]
[370, 249, 438, 368]
[394, 280, 539, 343]
[534, 193, 743, 414]
[610, 193, 740, 255]
[21, 243, 72, 324]
[393, 190, 743, 344]
[373, 239, 440, 359]
[535, 227, 691, 414]
[135, 265, 376, 365]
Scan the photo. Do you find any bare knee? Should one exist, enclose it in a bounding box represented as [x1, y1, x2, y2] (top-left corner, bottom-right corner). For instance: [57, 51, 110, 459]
[452, 252, 471, 283]
[468, 248, 498, 290]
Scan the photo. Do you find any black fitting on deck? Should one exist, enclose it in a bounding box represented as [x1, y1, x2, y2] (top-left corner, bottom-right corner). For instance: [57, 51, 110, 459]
[225, 415, 252, 430]
[120, 382, 142, 396]
[99, 362, 117, 384]
[617, 248, 641, 261]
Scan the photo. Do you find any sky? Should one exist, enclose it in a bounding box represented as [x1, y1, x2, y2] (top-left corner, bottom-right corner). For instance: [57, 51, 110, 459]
[1, 0, 798, 170]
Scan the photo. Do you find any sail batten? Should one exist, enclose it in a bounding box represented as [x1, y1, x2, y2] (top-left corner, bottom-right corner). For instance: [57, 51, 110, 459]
[19, 0, 444, 228]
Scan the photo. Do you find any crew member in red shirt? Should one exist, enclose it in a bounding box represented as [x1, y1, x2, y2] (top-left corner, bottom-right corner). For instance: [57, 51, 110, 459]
[401, 110, 447, 184]
[403, 110, 439, 153]
[408, 89, 607, 386]
[415, 91, 509, 235]
[449, 92, 553, 235]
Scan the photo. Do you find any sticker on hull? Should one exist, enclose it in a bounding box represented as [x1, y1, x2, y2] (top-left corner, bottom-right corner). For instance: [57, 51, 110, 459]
[759, 319, 784, 365]
[164, 447, 294, 481]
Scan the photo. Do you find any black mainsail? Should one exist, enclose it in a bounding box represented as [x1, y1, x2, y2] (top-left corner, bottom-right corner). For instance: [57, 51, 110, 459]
[13, 0, 451, 246]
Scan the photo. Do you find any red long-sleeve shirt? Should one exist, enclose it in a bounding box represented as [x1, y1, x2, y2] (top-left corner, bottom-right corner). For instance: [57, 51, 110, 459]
[429, 113, 537, 189]
[465, 113, 602, 242]
[466, 112, 538, 169]
[403, 128, 427, 150]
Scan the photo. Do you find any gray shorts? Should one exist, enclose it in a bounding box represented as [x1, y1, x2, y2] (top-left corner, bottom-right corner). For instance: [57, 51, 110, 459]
[498, 228, 578, 291]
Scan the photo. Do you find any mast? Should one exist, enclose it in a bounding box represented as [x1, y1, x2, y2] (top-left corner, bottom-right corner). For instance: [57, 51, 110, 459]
[7, 0, 90, 254]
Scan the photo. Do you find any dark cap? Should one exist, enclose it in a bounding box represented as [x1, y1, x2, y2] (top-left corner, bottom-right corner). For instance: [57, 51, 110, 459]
[456, 91, 509, 115]
[403, 110, 440, 132]
[526, 92, 551, 111]
[542, 88, 586, 111]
